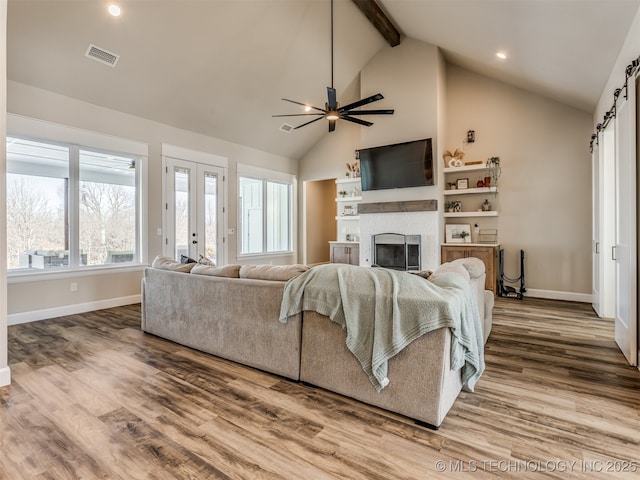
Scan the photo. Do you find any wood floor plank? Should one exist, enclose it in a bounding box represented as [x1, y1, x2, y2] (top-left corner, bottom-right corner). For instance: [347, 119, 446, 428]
[1, 299, 639, 479]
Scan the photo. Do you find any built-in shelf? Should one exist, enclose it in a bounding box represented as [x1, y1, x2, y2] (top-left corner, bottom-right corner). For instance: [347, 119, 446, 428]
[336, 177, 361, 184]
[336, 196, 362, 202]
[335, 215, 360, 220]
[443, 164, 492, 174]
[443, 187, 497, 196]
[443, 211, 498, 218]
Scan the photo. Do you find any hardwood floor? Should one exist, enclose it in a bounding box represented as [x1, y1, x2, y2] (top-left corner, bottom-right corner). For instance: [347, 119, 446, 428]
[1, 298, 639, 479]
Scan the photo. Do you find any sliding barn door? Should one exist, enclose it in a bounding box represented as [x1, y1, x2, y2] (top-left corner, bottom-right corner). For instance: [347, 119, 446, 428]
[613, 76, 638, 367]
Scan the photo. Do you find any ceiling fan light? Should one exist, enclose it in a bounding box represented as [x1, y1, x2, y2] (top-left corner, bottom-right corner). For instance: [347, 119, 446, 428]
[326, 112, 339, 121]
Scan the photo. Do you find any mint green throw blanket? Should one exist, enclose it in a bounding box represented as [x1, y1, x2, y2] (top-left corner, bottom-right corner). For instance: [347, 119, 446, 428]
[279, 264, 485, 392]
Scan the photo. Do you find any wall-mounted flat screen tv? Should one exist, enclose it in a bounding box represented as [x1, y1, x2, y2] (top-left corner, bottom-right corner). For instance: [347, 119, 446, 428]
[358, 138, 434, 191]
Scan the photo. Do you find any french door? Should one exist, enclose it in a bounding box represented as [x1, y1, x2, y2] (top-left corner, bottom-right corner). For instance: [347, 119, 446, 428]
[164, 157, 225, 265]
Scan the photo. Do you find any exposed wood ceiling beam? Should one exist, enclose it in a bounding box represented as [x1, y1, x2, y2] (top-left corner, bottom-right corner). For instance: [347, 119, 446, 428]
[351, 0, 401, 47]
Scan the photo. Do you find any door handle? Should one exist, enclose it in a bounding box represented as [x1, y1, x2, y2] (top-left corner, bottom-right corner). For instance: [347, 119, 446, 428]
[595, 242, 600, 254]
[612, 246, 617, 261]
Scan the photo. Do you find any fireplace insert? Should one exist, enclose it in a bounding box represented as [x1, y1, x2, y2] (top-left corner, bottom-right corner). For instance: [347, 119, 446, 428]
[371, 233, 421, 271]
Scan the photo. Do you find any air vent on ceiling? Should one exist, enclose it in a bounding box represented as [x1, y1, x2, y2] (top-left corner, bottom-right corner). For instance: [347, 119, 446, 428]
[85, 44, 120, 67]
[279, 123, 294, 133]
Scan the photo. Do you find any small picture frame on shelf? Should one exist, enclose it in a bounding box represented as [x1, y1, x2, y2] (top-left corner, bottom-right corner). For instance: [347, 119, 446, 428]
[456, 178, 469, 190]
[445, 224, 472, 243]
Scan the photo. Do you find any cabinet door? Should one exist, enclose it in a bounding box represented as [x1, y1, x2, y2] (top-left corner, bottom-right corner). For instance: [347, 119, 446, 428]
[467, 246, 497, 293]
[331, 245, 351, 264]
[441, 246, 467, 263]
[348, 246, 360, 265]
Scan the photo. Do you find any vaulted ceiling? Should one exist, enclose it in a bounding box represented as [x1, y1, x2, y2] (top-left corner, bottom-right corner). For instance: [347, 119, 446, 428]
[7, 0, 640, 159]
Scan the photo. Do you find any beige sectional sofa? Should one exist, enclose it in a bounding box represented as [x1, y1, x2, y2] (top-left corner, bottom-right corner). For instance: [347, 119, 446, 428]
[141, 257, 493, 428]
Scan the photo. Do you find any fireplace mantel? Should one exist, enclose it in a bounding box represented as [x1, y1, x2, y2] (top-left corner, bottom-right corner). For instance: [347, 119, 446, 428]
[359, 200, 437, 214]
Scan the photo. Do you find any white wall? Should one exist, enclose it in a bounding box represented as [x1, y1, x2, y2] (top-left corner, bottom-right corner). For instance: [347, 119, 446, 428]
[7, 81, 298, 319]
[1, 0, 10, 387]
[446, 64, 593, 298]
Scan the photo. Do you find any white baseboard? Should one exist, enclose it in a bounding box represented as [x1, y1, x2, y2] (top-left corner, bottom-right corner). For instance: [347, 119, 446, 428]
[0, 366, 11, 387]
[524, 289, 592, 303]
[8, 295, 141, 326]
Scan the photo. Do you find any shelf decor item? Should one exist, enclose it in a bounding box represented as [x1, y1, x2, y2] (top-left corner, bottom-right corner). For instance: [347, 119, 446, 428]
[445, 200, 462, 213]
[443, 148, 465, 167]
[456, 178, 469, 189]
[445, 224, 472, 243]
[486, 156, 501, 187]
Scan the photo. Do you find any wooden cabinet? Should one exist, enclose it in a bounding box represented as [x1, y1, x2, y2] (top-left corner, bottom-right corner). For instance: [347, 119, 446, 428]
[330, 242, 360, 265]
[441, 244, 499, 294]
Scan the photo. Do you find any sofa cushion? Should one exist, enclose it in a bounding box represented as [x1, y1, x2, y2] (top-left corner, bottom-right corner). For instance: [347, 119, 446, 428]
[180, 254, 197, 264]
[152, 255, 196, 273]
[239, 264, 309, 282]
[430, 261, 471, 283]
[198, 254, 216, 267]
[451, 257, 485, 280]
[191, 264, 241, 278]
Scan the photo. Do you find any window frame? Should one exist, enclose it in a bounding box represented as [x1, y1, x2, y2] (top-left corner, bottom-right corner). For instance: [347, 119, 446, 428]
[6, 116, 148, 279]
[237, 164, 296, 259]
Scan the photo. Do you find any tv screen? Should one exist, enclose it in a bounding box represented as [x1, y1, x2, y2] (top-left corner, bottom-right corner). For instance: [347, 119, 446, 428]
[358, 138, 433, 191]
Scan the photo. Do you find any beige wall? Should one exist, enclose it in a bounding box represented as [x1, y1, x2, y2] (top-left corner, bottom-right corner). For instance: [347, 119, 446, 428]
[1, 0, 10, 386]
[7, 81, 298, 319]
[304, 179, 335, 265]
[446, 64, 593, 295]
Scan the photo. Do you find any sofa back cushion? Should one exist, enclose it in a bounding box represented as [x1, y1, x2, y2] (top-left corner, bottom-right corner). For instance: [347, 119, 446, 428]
[151, 255, 197, 273]
[239, 264, 309, 282]
[191, 264, 241, 278]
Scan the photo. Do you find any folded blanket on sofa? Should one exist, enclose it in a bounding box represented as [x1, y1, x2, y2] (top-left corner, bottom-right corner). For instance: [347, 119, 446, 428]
[279, 264, 484, 392]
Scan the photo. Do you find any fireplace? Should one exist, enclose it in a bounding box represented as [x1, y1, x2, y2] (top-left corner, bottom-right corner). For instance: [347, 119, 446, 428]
[372, 233, 421, 271]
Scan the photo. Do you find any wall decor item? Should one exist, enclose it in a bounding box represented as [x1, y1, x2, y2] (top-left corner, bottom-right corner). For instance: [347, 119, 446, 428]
[456, 178, 469, 189]
[445, 224, 472, 243]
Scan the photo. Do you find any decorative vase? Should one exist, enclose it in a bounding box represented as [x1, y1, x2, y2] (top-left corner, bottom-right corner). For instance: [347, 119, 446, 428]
[481, 199, 492, 212]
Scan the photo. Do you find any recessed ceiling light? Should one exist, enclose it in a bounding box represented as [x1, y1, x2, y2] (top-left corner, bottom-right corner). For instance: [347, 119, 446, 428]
[496, 52, 507, 60]
[304, 105, 311, 112]
[108, 4, 122, 16]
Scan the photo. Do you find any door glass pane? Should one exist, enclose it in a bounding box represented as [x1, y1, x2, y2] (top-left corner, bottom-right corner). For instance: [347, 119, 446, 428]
[6, 137, 69, 270]
[79, 150, 137, 265]
[239, 177, 263, 254]
[174, 167, 190, 260]
[267, 181, 290, 252]
[204, 172, 218, 264]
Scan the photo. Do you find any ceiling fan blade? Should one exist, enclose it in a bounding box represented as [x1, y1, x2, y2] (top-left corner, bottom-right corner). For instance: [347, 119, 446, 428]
[339, 93, 384, 113]
[294, 116, 326, 129]
[272, 113, 325, 117]
[342, 109, 394, 116]
[328, 119, 336, 132]
[281, 98, 326, 113]
[327, 87, 337, 111]
[341, 115, 373, 127]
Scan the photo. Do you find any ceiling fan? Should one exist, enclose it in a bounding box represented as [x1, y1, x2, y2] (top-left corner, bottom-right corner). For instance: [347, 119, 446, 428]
[273, 0, 394, 133]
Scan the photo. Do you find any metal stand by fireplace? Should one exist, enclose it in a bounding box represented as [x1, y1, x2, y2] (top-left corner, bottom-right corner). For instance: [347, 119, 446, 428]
[371, 233, 421, 271]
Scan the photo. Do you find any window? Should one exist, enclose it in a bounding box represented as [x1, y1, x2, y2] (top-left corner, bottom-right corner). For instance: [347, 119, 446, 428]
[6, 135, 143, 271]
[79, 149, 137, 266]
[238, 166, 294, 256]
